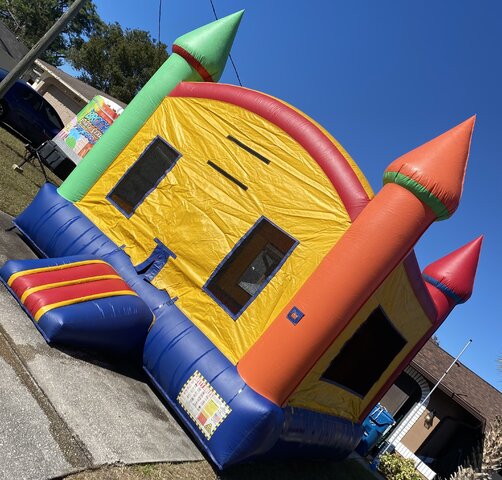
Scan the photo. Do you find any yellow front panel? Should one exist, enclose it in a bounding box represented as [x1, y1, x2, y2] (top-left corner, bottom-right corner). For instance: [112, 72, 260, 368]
[287, 264, 432, 421]
[76, 97, 355, 364]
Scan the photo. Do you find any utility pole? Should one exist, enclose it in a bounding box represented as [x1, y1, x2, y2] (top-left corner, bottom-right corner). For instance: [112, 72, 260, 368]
[419, 339, 472, 408]
[0, 0, 87, 100]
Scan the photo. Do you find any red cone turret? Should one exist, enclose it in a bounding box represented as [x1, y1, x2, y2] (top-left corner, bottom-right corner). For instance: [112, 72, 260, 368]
[423, 236, 483, 321]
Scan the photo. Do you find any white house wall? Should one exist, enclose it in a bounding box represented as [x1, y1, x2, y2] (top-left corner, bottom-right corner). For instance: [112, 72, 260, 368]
[383, 366, 437, 480]
[32, 73, 86, 125]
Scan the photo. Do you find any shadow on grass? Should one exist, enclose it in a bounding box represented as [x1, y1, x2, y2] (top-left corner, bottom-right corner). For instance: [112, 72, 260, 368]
[220, 458, 378, 480]
[65, 457, 380, 480]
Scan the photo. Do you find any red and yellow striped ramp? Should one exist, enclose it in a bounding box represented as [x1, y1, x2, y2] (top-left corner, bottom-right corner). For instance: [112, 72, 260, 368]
[0, 255, 154, 354]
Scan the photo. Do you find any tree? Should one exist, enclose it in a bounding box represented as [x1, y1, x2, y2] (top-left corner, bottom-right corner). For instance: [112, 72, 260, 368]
[448, 415, 502, 480]
[0, 0, 103, 66]
[449, 466, 477, 480]
[67, 22, 169, 104]
[477, 415, 502, 480]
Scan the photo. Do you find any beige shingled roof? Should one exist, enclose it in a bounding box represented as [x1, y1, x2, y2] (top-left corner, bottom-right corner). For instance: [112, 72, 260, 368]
[411, 340, 502, 426]
[35, 59, 127, 109]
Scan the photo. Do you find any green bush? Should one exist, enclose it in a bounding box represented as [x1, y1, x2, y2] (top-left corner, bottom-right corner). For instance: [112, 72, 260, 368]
[378, 452, 422, 480]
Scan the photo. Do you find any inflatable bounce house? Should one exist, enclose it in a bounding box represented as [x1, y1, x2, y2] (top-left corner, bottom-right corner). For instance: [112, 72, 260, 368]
[0, 11, 483, 469]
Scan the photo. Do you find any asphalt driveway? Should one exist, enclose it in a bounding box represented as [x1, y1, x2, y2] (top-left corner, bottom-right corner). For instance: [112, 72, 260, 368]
[0, 211, 202, 480]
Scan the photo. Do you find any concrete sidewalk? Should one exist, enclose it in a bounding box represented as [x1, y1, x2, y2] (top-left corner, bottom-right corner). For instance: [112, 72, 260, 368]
[0, 211, 202, 480]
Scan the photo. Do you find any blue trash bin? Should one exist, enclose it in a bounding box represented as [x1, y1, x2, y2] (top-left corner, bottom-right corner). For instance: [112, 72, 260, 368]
[356, 404, 395, 456]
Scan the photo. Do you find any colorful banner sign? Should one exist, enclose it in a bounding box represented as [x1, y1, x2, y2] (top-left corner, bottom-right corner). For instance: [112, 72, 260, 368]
[53, 96, 123, 164]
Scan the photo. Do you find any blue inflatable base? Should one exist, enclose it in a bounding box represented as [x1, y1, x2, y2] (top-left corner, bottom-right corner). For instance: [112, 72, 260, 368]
[5, 183, 364, 469]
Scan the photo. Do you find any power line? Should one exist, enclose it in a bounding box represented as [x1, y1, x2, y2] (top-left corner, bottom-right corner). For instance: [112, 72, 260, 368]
[157, 0, 163, 68]
[208, 0, 243, 86]
[209, 0, 218, 20]
[158, 0, 162, 45]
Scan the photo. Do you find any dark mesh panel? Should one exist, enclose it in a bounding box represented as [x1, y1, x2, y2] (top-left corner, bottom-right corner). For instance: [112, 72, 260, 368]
[321, 307, 406, 397]
[109, 137, 179, 215]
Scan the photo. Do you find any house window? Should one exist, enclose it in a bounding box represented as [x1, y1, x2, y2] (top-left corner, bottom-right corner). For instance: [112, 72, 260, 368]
[108, 136, 181, 217]
[321, 307, 406, 397]
[204, 217, 298, 319]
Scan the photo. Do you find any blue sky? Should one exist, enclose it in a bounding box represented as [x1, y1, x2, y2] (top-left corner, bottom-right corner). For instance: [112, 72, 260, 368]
[88, 0, 501, 389]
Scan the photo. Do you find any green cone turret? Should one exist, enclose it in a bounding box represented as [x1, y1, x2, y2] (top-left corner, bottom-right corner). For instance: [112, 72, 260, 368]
[58, 11, 244, 202]
[173, 10, 243, 82]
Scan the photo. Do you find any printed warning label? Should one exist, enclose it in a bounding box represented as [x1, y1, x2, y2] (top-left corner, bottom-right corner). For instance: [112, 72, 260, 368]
[177, 371, 231, 439]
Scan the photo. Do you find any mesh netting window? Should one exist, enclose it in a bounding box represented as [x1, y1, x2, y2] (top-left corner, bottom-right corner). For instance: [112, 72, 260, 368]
[321, 306, 407, 397]
[204, 217, 297, 319]
[108, 136, 180, 216]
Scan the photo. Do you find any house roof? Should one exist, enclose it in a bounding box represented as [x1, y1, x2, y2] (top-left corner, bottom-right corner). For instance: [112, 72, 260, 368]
[35, 59, 127, 109]
[411, 340, 502, 426]
[0, 20, 28, 62]
[0, 19, 126, 108]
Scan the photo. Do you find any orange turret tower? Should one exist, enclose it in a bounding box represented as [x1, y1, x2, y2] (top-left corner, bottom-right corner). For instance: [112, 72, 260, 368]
[239, 117, 477, 409]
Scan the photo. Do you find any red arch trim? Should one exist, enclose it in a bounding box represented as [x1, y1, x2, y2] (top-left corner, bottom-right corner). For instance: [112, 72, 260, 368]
[169, 82, 370, 220]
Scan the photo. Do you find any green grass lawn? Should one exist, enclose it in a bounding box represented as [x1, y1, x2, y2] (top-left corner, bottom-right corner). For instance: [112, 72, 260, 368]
[0, 127, 381, 480]
[0, 127, 61, 216]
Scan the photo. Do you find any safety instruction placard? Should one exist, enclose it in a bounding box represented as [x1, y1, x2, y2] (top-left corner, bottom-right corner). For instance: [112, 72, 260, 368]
[177, 371, 231, 439]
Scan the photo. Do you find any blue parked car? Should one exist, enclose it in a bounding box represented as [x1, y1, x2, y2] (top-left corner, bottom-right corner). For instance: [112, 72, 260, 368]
[0, 68, 64, 147]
